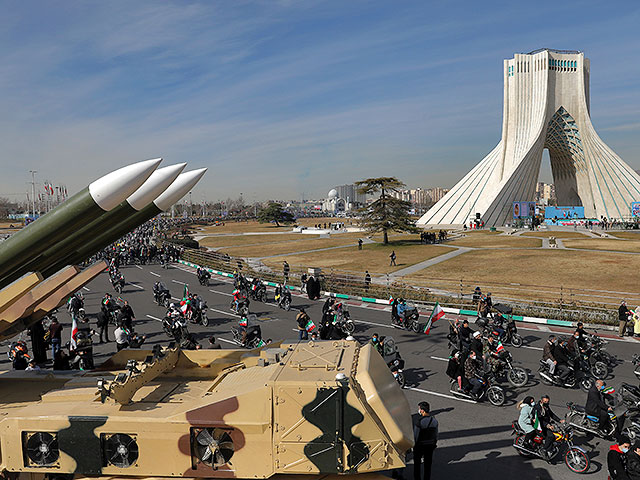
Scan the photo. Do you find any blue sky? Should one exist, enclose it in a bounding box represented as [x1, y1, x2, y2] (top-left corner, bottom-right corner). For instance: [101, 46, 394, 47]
[1, 1, 639, 203]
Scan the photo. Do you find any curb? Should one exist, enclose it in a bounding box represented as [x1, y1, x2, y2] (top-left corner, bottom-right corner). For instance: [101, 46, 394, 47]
[178, 259, 617, 332]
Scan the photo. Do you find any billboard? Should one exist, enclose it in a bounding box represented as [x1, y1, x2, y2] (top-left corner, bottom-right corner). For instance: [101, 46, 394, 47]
[544, 206, 585, 219]
[512, 201, 536, 219]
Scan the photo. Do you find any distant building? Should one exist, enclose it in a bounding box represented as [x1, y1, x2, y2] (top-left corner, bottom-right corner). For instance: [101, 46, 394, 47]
[536, 182, 556, 205]
[427, 187, 449, 204]
[322, 184, 367, 213]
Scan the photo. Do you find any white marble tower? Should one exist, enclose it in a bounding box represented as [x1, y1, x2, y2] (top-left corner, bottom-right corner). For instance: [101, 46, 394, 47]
[418, 49, 640, 227]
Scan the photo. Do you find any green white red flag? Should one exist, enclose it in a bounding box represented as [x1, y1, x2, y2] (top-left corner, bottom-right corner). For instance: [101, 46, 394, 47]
[305, 319, 316, 332]
[423, 302, 445, 334]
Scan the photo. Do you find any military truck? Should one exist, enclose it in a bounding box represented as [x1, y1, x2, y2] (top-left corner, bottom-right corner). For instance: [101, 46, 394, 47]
[0, 340, 413, 480]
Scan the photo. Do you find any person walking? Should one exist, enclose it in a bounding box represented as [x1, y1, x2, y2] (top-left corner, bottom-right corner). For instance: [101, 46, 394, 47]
[413, 401, 438, 480]
[364, 271, 371, 292]
[283, 261, 290, 283]
[628, 441, 640, 480]
[389, 251, 397, 266]
[96, 309, 110, 343]
[296, 308, 310, 340]
[619, 300, 631, 337]
[48, 317, 63, 360]
[358, 238, 363, 250]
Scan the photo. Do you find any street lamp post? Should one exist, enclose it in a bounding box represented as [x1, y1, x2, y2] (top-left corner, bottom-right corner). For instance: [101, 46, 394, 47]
[29, 170, 37, 218]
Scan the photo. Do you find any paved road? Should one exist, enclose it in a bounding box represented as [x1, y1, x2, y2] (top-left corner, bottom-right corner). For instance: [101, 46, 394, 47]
[2, 262, 639, 479]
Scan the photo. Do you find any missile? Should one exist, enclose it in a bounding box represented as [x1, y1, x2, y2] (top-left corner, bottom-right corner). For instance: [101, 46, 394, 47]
[0, 163, 186, 289]
[42, 168, 207, 275]
[0, 158, 161, 281]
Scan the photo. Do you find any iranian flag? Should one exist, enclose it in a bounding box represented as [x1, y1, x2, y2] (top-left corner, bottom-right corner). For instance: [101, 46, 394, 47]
[180, 284, 190, 313]
[305, 319, 317, 332]
[238, 316, 248, 327]
[70, 315, 79, 350]
[389, 296, 394, 305]
[423, 302, 445, 334]
[256, 339, 266, 347]
[532, 411, 542, 431]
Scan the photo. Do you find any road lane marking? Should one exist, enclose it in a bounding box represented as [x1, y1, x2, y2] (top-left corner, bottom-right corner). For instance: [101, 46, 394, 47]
[430, 356, 449, 362]
[82, 287, 90, 291]
[128, 282, 144, 289]
[210, 289, 232, 297]
[146, 315, 162, 321]
[135, 265, 143, 270]
[172, 279, 187, 285]
[209, 307, 239, 318]
[150, 272, 161, 277]
[522, 345, 543, 351]
[217, 337, 237, 345]
[408, 387, 477, 404]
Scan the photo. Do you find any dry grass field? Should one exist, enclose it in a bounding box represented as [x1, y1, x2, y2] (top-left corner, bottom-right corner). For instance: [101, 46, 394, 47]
[407, 248, 639, 295]
[449, 233, 541, 248]
[198, 233, 316, 248]
[197, 217, 355, 235]
[608, 231, 640, 240]
[563, 238, 640, 253]
[521, 231, 589, 239]
[262, 242, 454, 274]
[219, 237, 361, 258]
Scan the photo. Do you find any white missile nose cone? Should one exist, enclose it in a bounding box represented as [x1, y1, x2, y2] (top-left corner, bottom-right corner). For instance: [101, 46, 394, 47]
[154, 168, 207, 211]
[126, 163, 187, 210]
[89, 158, 162, 211]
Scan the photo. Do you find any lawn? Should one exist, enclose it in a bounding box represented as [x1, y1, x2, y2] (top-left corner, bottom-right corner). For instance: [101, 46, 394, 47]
[219, 237, 362, 258]
[521, 231, 589, 239]
[262, 241, 455, 274]
[198, 233, 316, 248]
[197, 217, 357, 235]
[406, 248, 640, 300]
[608, 231, 640, 240]
[563, 238, 640, 253]
[448, 232, 541, 248]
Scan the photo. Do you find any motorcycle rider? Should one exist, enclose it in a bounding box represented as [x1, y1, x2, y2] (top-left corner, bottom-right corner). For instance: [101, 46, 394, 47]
[491, 312, 506, 339]
[542, 336, 558, 376]
[518, 396, 538, 448]
[534, 395, 563, 459]
[390, 297, 399, 324]
[464, 350, 483, 398]
[232, 289, 246, 313]
[153, 281, 169, 303]
[470, 331, 484, 357]
[607, 434, 631, 480]
[483, 334, 503, 373]
[323, 297, 335, 317]
[446, 350, 464, 390]
[371, 333, 383, 355]
[552, 338, 571, 385]
[586, 379, 614, 434]
[67, 293, 83, 320]
[396, 298, 407, 324]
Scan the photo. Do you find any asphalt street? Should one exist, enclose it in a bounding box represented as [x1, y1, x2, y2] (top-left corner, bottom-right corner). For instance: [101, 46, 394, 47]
[2, 261, 640, 480]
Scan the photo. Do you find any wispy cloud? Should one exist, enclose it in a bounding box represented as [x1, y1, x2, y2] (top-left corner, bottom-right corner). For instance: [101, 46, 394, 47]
[0, 0, 638, 202]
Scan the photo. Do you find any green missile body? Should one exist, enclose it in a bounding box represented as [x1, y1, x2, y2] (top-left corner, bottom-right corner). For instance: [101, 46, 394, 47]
[0, 159, 161, 282]
[0, 163, 185, 289]
[42, 168, 207, 276]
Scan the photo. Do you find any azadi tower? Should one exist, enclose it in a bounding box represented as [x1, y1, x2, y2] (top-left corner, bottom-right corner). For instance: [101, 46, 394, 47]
[418, 49, 640, 227]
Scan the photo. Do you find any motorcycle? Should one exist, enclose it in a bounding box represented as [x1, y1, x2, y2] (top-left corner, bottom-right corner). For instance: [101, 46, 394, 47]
[68, 326, 94, 370]
[230, 297, 250, 316]
[111, 274, 125, 294]
[491, 350, 528, 388]
[162, 313, 189, 343]
[191, 300, 209, 327]
[332, 302, 355, 335]
[449, 372, 505, 406]
[250, 281, 268, 303]
[391, 303, 420, 333]
[7, 340, 30, 362]
[198, 270, 211, 286]
[511, 421, 590, 473]
[476, 303, 523, 347]
[565, 401, 619, 439]
[381, 336, 405, 388]
[633, 354, 640, 381]
[153, 288, 171, 307]
[538, 359, 593, 392]
[231, 322, 263, 349]
[275, 287, 291, 311]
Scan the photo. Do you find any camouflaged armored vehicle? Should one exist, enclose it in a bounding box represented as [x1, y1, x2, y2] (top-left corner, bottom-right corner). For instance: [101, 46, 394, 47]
[0, 340, 413, 480]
